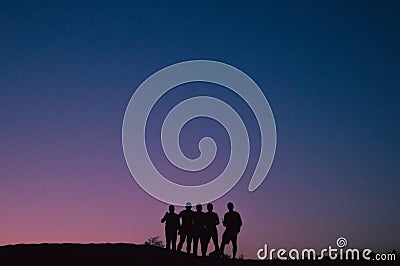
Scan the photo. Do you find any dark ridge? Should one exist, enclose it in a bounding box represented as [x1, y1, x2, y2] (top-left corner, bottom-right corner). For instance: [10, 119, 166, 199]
[0, 243, 394, 265]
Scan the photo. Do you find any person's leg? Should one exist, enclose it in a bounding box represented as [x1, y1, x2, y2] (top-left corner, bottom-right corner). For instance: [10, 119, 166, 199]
[220, 242, 226, 257]
[166, 231, 171, 250]
[171, 232, 177, 251]
[203, 233, 211, 255]
[212, 231, 219, 251]
[177, 231, 186, 251]
[220, 231, 228, 257]
[232, 234, 238, 259]
[200, 234, 207, 256]
[193, 234, 199, 255]
[186, 233, 192, 254]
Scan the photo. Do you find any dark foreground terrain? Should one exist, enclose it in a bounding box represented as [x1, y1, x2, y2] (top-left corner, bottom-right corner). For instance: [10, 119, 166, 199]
[0, 243, 396, 265]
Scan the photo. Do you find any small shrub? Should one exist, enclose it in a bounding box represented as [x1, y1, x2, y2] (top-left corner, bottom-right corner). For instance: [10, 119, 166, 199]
[144, 236, 165, 248]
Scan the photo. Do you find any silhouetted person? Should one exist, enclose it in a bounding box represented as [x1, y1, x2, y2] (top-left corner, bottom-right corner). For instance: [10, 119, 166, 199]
[220, 202, 242, 259]
[204, 203, 220, 254]
[161, 205, 180, 250]
[192, 203, 206, 256]
[177, 202, 194, 253]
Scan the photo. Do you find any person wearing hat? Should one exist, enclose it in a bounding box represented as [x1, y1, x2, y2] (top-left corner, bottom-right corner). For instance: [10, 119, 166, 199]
[177, 202, 194, 253]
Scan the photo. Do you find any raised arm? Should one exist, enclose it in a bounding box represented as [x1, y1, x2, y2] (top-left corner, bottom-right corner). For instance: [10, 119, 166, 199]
[161, 212, 168, 223]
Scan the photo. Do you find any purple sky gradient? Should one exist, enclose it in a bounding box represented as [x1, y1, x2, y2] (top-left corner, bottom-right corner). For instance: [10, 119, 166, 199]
[1, 1, 399, 259]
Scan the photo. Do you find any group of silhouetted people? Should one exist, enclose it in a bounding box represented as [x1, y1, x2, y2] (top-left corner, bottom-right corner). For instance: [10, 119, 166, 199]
[161, 202, 242, 258]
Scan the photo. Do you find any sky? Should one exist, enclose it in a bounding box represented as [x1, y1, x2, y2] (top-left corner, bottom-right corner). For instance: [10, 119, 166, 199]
[1, 0, 399, 259]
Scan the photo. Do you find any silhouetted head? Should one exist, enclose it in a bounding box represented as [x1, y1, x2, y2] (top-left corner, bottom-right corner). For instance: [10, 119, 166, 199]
[207, 203, 213, 212]
[169, 205, 175, 213]
[196, 204, 202, 212]
[227, 202, 234, 211]
[185, 202, 192, 210]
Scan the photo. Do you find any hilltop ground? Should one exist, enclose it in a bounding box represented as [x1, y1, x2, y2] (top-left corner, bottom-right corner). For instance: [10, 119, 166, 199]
[0, 243, 394, 265]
